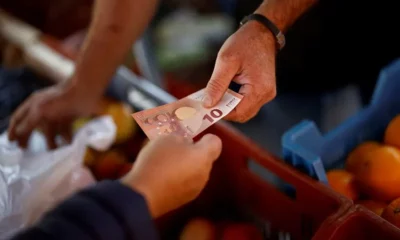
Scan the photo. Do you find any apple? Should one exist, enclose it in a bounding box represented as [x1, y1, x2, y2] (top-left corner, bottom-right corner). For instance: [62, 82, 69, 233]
[93, 150, 127, 180]
[180, 218, 217, 240]
[221, 223, 263, 240]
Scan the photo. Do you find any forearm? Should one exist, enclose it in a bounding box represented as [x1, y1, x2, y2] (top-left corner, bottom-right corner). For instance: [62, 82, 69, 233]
[256, 0, 317, 32]
[69, 0, 159, 96]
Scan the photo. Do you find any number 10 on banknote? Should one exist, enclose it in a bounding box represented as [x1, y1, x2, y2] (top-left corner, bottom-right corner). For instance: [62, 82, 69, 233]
[132, 89, 243, 140]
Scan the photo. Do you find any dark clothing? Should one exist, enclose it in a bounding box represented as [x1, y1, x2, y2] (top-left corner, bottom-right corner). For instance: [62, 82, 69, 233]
[11, 181, 159, 240]
[234, 0, 400, 104]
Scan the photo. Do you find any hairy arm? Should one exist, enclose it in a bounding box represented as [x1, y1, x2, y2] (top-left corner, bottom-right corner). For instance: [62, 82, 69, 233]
[255, 0, 317, 32]
[68, 0, 159, 96]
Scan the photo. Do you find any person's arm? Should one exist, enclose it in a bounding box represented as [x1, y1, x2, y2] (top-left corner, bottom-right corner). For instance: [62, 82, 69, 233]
[69, 0, 159, 97]
[203, 0, 317, 123]
[255, 0, 317, 32]
[11, 181, 159, 240]
[8, 0, 159, 148]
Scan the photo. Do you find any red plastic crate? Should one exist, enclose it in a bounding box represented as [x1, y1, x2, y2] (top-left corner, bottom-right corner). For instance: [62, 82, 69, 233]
[313, 206, 400, 240]
[156, 123, 352, 239]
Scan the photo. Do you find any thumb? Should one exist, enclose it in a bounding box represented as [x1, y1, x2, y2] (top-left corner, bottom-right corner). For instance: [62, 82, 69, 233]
[195, 134, 222, 162]
[203, 55, 238, 108]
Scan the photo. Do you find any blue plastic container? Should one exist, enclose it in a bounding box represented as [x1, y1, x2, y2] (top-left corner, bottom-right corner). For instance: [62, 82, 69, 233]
[282, 58, 400, 185]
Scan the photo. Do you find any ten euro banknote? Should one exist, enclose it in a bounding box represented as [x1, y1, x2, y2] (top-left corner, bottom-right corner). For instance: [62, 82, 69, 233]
[132, 89, 243, 140]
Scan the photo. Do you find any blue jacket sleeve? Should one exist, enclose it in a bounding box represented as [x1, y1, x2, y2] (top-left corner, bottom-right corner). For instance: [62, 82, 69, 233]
[11, 180, 159, 240]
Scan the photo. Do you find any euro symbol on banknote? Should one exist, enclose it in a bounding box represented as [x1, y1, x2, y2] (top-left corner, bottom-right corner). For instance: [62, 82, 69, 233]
[132, 89, 243, 140]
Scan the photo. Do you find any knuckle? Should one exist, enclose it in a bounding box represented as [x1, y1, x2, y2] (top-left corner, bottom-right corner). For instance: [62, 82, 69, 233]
[218, 51, 238, 64]
[234, 109, 250, 123]
[259, 82, 277, 103]
[207, 79, 227, 93]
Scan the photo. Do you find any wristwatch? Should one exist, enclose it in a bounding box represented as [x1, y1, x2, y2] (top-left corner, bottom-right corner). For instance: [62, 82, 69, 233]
[240, 13, 286, 50]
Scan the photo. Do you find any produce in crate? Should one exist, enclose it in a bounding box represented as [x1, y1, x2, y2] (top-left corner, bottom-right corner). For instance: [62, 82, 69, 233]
[357, 200, 387, 216]
[179, 218, 263, 240]
[356, 146, 400, 201]
[221, 223, 263, 240]
[326, 169, 359, 201]
[345, 141, 381, 175]
[382, 198, 400, 228]
[93, 150, 128, 180]
[98, 98, 137, 144]
[326, 115, 400, 222]
[385, 115, 400, 149]
[180, 218, 217, 240]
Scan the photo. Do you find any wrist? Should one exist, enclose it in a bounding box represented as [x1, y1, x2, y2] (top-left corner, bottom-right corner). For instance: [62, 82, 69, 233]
[240, 21, 277, 55]
[255, 2, 286, 32]
[120, 175, 159, 218]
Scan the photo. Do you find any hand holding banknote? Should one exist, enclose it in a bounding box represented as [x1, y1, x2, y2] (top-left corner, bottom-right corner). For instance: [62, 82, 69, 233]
[122, 134, 222, 218]
[132, 89, 243, 140]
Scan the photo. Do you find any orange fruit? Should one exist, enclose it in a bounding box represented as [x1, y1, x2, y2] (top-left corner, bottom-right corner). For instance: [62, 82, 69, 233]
[356, 146, 400, 201]
[385, 115, 400, 149]
[93, 150, 127, 180]
[357, 200, 387, 216]
[382, 198, 400, 228]
[346, 141, 381, 175]
[327, 169, 359, 201]
[180, 218, 217, 240]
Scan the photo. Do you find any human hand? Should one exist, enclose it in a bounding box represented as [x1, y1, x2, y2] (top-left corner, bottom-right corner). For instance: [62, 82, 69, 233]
[203, 21, 277, 123]
[121, 134, 222, 218]
[8, 82, 100, 149]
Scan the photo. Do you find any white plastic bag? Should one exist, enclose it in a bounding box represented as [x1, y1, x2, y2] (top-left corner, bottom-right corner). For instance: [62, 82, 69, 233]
[0, 116, 116, 239]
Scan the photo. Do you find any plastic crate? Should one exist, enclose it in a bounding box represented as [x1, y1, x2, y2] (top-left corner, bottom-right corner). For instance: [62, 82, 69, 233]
[282, 58, 400, 184]
[156, 123, 351, 240]
[313, 206, 400, 240]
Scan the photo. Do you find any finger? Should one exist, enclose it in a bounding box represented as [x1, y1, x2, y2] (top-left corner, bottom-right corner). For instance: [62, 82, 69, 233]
[42, 125, 57, 149]
[225, 82, 276, 123]
[8, 101, 30, 141]
[59, 122, 73, 144]
[194, 134, 222, 162]
[14, 108, 42, 144]
[203, 53, 240, 108]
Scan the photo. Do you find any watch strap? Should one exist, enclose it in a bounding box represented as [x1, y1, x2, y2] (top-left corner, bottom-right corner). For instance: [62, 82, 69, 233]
[240, 13, 286, 50]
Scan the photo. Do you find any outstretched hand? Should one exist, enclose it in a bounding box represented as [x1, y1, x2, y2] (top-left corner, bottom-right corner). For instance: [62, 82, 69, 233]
[122, 134, 222, 218]
[203, 21, 277, 123]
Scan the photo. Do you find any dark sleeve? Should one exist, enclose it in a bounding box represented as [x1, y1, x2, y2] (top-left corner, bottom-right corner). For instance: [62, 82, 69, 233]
[11, 181, 159, 240]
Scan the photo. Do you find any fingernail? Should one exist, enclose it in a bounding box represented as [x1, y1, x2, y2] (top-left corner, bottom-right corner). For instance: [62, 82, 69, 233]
[203, 95, 213, 107]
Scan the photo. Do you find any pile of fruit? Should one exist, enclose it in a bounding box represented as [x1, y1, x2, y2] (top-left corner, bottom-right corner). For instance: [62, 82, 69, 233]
[73, 97, 149, 181]
[327, 115, 400, 228]
[179, 218, 263, 240]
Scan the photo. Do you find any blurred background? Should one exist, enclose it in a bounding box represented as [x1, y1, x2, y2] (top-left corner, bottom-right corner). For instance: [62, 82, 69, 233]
[0, 0, 376, 156]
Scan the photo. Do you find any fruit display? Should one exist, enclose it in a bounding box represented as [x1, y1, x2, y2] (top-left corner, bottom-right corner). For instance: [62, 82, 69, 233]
[72, 97, 147, 181]
[326, 115, 400, 228]
[179, 218, 263, 240]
